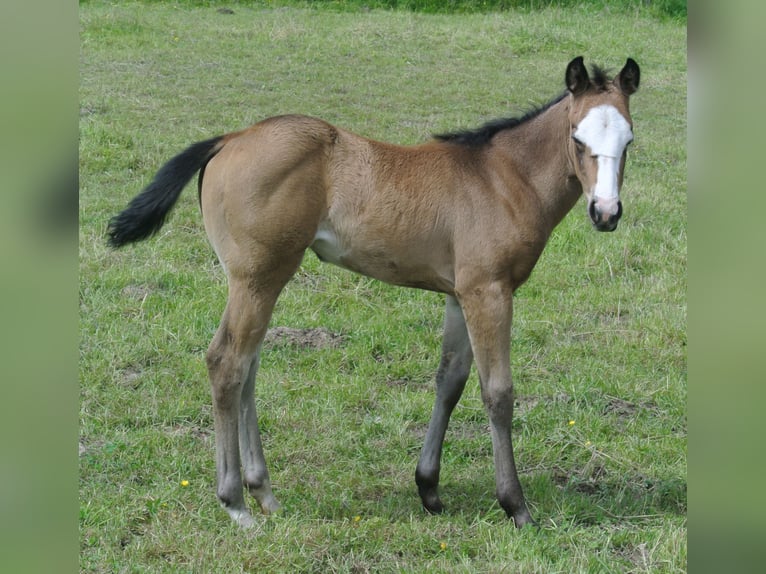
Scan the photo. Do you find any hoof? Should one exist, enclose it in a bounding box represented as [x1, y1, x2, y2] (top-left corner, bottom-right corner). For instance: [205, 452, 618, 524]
[258, 494, 281, 516]
[423, 500, 444, 515]
[247, 481, 281, 515]
[418, 486, 444, 515]
[225, 506, 256, 529]
[511, 508, 537, 529]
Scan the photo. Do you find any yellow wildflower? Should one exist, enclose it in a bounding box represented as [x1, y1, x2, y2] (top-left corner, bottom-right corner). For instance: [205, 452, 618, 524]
[180, 480, 190, 487]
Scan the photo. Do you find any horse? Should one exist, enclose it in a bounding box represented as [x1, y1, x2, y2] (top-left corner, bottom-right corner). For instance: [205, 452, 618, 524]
[108, 56, 640, 528]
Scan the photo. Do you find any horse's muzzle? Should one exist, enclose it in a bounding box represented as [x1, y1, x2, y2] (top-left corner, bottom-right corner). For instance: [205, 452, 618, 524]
[589, 199, 622, 232]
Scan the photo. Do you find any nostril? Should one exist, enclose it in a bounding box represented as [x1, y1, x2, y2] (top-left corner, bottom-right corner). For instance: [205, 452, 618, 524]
[608, 201, 623, 225]
[588, 200, 598, 223]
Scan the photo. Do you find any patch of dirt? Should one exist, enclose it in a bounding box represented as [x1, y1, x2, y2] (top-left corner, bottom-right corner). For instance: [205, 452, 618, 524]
[551, 466, 570, 487]
[572, 480, 601, 495]
[264, 327, 345, 350]
[118, 366, 144, 389]
[603, 396, 657, 419]
[121, 284, 154, 300]
[163, 423, 213, 444]
[604, 397, 638, 417]
[551, 457, 607, 495]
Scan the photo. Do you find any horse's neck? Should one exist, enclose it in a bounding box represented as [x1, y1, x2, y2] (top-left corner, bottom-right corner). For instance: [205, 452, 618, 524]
[494, 96, 582, 232]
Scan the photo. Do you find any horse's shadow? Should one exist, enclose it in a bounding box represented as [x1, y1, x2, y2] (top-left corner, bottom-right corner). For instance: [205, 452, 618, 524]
[291, 468, 687, 527]
[538, 469, 687, 526]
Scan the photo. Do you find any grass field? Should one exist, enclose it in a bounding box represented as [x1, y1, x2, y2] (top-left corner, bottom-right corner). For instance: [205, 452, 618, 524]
[79, 1, 686, 571]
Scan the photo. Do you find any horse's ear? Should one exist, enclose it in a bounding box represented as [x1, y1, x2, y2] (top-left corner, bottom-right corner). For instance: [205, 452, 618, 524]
[566, 57, 590, 96]
[617, 58, 640, 95]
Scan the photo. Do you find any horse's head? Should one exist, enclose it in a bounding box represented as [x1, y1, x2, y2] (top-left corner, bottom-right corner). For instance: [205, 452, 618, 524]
[565, 57, 640, 232]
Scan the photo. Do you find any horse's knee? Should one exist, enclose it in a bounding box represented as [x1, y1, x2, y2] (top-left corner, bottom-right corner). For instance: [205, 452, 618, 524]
[481, 380, 514, 419]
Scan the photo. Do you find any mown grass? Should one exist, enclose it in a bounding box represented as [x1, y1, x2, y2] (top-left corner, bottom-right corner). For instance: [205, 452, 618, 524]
[80, 1, 686, 571]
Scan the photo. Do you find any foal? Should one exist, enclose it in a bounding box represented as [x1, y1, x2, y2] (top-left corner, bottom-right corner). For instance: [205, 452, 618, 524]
[109, 57, 639, 528]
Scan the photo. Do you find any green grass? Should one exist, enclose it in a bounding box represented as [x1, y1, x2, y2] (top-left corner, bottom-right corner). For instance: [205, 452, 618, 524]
[84, 0, 687, 19]
[80, 1, 686, 571]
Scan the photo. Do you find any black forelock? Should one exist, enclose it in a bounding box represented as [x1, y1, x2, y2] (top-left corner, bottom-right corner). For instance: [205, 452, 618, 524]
[589, 64, 612, 90]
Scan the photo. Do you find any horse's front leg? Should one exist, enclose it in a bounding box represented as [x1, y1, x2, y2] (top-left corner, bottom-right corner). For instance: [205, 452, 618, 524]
[458, 280, 535, 527]
[416, 295, 474, 513]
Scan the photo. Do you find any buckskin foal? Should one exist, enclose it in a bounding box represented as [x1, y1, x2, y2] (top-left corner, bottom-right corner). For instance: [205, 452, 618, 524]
[108, 57, 640, 528]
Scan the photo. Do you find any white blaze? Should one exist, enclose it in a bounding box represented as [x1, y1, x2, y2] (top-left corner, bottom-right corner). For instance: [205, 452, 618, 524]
[573, 104, 633, 201]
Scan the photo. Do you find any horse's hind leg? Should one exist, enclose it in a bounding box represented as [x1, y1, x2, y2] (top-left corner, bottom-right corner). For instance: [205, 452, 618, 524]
[206, 304, 255, 528]
[239, 345, 280, 515]
[416, 295, 474, 513]
[206, 256, 302, 527]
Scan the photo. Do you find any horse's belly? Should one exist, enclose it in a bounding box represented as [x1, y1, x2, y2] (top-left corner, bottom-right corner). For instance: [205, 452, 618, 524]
[309, 224, 454, 294]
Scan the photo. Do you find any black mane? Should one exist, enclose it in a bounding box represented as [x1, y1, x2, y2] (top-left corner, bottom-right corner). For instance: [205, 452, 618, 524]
[433, 92, 567, 147]
[434, 64, 613, 147]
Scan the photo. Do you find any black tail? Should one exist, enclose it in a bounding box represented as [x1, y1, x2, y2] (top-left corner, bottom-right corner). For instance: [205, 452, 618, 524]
[107, 135, 225, 248]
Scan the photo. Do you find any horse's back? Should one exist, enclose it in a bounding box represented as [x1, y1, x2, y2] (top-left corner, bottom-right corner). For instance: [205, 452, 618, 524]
[200, 114, 467, 291]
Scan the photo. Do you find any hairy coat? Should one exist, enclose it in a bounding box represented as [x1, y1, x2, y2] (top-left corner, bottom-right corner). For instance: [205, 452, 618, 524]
[108, 57, 640, 529]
